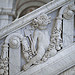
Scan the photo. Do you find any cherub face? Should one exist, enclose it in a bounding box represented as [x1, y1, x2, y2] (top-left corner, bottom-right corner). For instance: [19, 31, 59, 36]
[37, 14, 51, 26]
[32, 13, 51, 30]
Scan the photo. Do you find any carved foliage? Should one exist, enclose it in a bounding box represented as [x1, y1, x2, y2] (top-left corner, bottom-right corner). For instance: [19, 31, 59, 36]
[0, 44, 9, 75]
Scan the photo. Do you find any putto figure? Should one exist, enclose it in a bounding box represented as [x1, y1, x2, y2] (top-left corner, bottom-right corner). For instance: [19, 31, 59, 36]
[22, 13, 51, 71]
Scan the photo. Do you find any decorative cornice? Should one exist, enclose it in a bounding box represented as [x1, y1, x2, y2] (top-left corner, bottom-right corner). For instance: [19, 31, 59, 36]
[0, 0, 73, 40]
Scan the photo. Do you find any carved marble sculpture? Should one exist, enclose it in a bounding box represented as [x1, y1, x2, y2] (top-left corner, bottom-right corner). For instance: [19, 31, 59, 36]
[22, 13, 62, 70]
[0, 0, 75, 74]
[22, 14, 51, 70]
[0, 12, 63, 74]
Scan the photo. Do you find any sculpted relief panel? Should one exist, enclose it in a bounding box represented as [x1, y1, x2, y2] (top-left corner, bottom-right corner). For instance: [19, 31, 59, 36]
[0, 2, 74, 74]
[22, 13, 63, 71]
[0, 12, 63, 74]
[22, 14, 51, 70]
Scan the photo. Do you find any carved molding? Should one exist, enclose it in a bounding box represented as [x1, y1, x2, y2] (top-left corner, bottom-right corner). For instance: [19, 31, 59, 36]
[0, 0, 73, 39]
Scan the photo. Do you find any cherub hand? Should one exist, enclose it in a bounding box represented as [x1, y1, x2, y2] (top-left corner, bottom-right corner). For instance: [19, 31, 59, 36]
[31, 43, 36, 55]
[32, 47, 36, 55]
[23, 64, 30, 71]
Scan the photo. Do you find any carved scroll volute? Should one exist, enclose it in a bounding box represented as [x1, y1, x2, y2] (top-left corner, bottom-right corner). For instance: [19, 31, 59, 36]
[2, 44, 8, 59]
[9, 36, 20, 49]
[43, 4, 75, 62]
[63, 4, 75, 20]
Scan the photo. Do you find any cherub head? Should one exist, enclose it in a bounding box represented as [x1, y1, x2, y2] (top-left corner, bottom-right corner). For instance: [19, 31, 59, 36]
[32, 13, 51, 30]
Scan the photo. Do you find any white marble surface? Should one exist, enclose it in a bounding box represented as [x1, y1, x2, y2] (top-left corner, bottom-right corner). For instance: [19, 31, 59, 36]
[0, 0, 72, 39]
[59, 66, 75, 75]
[0, 0, 75, 75]
[17, 43, 75, 75]
[9, 47, 21, 75]
[63, 16, 74, 47]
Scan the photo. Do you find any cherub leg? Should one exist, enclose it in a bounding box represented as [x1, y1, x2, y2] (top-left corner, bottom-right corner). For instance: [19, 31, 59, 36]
[23, 47, 45, 71]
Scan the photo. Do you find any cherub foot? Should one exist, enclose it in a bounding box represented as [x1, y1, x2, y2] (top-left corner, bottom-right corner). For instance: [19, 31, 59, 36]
[23, 64, 30, 71]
